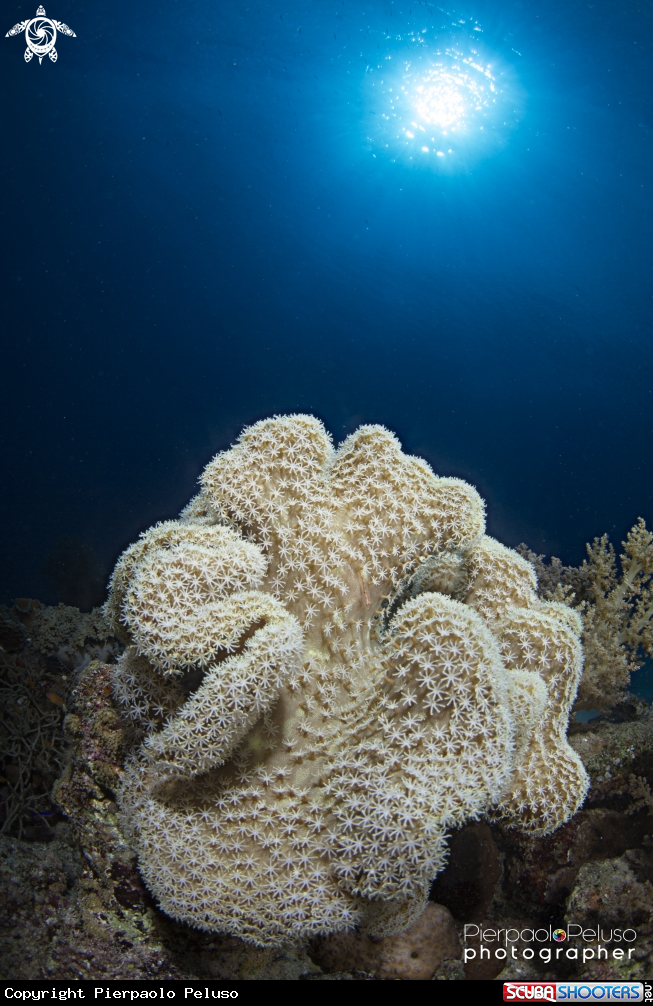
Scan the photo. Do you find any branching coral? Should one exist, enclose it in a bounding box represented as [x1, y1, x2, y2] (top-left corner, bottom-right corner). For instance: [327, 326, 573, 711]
[1, 605, 71, 838]
[106, 415, 588, 945]
[19, 599, 116, 670]
[626, 774, 653, 816]
[0, 651, 66, 838]
[519, 518, 653, 709]
[0, 600, 120, 840]
[579, 520, 653, 708]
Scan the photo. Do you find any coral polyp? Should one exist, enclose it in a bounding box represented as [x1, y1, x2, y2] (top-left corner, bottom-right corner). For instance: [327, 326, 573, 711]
[106, 415, 588, 945]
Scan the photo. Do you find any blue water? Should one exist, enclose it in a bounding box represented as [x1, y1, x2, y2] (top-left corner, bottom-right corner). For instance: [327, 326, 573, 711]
[1, 0, 653, 607]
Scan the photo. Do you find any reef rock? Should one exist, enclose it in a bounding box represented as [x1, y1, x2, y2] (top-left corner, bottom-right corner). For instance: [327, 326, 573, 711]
[308, 901, 461, 979]
[0, 657, 319, 982]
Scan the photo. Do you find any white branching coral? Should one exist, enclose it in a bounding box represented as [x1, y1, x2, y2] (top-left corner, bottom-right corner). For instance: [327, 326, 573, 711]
[106, 415, 588, 945]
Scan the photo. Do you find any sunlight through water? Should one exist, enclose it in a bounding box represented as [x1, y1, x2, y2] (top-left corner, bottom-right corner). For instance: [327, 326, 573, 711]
[365, 19, 524, 173]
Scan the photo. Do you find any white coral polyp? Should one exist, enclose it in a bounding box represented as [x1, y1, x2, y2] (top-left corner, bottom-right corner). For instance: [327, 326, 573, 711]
[109, 523, 268, 670]
[106, 414, 588, 945]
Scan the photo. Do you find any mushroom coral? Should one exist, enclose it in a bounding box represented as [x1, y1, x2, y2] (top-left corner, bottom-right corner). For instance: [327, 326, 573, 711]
[106, 415, 588, 945]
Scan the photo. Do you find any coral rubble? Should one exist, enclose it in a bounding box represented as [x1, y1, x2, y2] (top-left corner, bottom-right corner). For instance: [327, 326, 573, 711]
[104, 414, 587, 945]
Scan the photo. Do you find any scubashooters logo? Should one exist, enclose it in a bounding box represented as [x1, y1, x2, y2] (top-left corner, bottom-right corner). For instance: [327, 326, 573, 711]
[2, 991, 240, 1001]
[464, 923, 638, 966]
[5, 5, 75, 64]
[503, 983, 645, 1001]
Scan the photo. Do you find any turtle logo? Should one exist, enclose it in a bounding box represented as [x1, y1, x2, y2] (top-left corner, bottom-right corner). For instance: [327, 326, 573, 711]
[6, 5, 76, 64]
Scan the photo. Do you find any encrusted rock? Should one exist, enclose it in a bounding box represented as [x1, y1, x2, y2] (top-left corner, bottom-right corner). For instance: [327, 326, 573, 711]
[308, 902, 461, 980]
[566, 850, 653, 980]
[569, 712, 653, 807]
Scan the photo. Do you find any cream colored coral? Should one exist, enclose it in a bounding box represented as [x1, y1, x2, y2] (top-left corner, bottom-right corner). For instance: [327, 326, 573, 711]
[105, 523, 268, 668]
[108, 415, 587, 945]
[518, 519, 653, 709]
[577, 519, 653, 708]
[490, 602, 588, 832]
[112, 648, 186, 727]
[457, 537, 588, 834]
[326, 592, 513, 904]
[462, 536, 538, 619]
[390, 536, 586, 831]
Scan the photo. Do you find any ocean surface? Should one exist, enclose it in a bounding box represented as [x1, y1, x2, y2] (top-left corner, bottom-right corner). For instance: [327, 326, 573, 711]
[1, 0, 652, 616]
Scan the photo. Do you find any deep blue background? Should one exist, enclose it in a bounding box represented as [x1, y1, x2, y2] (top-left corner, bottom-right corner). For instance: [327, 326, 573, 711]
[1, 0, 652, 604]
